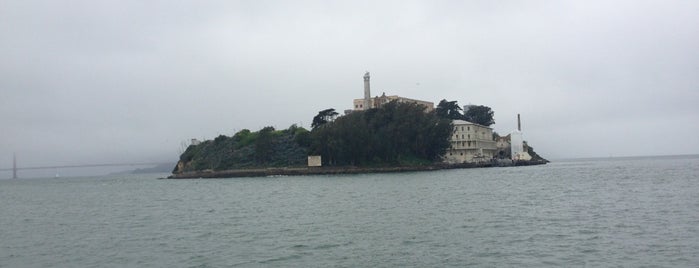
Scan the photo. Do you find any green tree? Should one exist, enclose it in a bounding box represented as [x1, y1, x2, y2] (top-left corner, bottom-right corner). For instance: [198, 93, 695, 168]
[436, 99, 463, 120]
[311, 108, 339, 129]
[255, 126, 275, 164]
[310, 101, 452, 166]
[463, 105, 495, 126]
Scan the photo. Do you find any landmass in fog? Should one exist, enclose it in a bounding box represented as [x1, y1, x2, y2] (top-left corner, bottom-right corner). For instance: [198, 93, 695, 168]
[1, 1, 698, 176]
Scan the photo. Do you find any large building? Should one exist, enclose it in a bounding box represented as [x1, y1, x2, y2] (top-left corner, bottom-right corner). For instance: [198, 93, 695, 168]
[444, 120, 497, 164]
[352, 72, 434, 111]
[353, 93, 434, 111]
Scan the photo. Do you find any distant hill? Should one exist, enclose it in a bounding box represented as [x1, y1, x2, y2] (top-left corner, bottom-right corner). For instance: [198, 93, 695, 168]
[131, 162, 178, 174]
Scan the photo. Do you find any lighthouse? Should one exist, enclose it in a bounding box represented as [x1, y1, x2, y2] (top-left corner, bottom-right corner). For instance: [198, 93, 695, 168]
[363, 71, 371, 109]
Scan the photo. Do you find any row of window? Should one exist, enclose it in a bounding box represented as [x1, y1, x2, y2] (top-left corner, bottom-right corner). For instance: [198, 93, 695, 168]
[452, 141, 473, 147]
[454, 134, 472, 139]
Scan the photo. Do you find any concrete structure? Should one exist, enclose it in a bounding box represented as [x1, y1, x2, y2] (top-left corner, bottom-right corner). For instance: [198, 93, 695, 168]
[363, 72, 371, 110]
[307, 155, 322, 167]
[444, 120, 497, 163]
[510, 114, 532, 160]
[510, 130, 525, 159]
[352, 72, 434, 111]
[191, 139, 201, 146]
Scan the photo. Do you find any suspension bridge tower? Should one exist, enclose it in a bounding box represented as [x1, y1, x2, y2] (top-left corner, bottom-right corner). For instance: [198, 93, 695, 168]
[13, 153, 17, 179]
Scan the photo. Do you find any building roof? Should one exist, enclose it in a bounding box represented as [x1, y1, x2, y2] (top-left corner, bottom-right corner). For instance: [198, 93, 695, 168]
[451, 119, 492, 129]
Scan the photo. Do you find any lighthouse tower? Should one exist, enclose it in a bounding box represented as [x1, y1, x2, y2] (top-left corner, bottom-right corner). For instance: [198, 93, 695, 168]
[363, 71, 371, 109]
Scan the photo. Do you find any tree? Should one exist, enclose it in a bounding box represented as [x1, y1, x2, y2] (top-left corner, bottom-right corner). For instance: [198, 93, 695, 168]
[311, 108, 339, 129]
[255, 126, 275, 164]
[436, 99, 463, 120]
[463, 105, 495, 126]
[310, 101, 453, 166]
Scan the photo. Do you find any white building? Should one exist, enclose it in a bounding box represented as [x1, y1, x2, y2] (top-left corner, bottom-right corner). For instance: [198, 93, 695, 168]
[444, 120, 497, 163]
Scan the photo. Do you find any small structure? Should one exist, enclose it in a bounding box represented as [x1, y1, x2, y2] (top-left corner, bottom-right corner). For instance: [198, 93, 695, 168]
[191, 139, 201, 146]
[444, 120, 497, 164]
[307, 155, 322, 167]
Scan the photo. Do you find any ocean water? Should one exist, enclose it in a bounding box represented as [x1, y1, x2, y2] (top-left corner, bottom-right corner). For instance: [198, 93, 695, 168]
[1, 155, 698, 267]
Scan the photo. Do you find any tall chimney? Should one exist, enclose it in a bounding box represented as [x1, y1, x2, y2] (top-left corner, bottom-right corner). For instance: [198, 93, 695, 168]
[517, 114, 521, 131]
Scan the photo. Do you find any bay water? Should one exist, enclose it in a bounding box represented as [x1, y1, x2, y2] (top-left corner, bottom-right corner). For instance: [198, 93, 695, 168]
[1, 155, 698, 267]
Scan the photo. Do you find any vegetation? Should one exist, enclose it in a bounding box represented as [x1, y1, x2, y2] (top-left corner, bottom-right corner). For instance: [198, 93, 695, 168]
[526, 144, 549, 162]
[174, 98, 545, 173]
[311, 108, 338, 129]
[436, 99, 495, 127]
[435, 100, 463, 120]
[309, 101, 453, 166]
[176, 125, 310, 172]
[174, 101, 454, 172]
[463, 105, 495, 127]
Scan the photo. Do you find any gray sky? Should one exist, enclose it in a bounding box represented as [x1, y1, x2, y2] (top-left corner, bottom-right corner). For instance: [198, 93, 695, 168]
[2, 0, 698, 174]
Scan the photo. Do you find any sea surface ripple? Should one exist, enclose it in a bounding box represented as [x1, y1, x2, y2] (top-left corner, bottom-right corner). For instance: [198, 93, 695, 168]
[1, 155, 698, 267]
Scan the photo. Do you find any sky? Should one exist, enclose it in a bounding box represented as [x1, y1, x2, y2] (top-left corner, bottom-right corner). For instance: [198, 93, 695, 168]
[1, 0, 698, 176]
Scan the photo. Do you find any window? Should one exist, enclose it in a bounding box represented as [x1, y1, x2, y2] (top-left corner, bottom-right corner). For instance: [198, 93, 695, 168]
[467, 126, 470, 131]
[468, 134, 470, 139]
[462, 134, 464, 139]
[461, 126, 464, 131]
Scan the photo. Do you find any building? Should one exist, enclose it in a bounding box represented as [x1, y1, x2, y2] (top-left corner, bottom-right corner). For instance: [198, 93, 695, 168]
[495, 134, 511, 159]
[307, 155, 322, 167]
[352, 72, 434, 111]
[444, 120, 497, 163]
[353, 93, 435, 111]
[495, 114, 533, 161]
[510, 114, 532, 160]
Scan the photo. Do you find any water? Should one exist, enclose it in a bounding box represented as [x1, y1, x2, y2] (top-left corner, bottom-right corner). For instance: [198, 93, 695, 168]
[1, 156, 698, 267]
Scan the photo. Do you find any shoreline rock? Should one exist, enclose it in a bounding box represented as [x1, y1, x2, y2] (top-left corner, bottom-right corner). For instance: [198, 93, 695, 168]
[167, 160, 548, 179]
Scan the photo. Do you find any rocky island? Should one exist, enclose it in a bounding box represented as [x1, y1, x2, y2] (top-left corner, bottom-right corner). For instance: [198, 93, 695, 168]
[169, 72, 546, 179]
[169, 102, 546, 179]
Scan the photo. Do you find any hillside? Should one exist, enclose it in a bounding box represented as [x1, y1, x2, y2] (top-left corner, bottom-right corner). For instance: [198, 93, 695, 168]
[173, 126, 310, 173]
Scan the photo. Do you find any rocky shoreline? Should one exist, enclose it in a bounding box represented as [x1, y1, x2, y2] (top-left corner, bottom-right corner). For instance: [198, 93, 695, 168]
[167, 160, 548, 179]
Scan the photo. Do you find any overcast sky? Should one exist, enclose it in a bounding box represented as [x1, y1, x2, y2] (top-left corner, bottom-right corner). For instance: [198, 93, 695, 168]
[1, 0, 698, 175]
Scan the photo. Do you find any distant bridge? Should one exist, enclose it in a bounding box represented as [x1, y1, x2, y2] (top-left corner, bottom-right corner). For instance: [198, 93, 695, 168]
[0, 157, 172, 178]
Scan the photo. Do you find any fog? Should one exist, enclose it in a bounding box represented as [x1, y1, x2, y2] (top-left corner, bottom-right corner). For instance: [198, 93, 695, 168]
[2, 1, 698, 176]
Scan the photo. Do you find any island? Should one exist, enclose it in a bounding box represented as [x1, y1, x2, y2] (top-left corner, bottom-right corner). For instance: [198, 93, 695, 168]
[169, 99, 547, 179]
